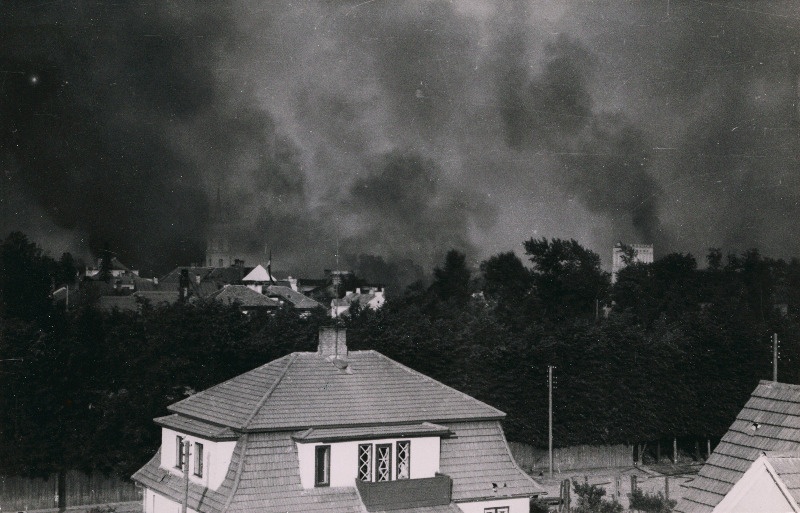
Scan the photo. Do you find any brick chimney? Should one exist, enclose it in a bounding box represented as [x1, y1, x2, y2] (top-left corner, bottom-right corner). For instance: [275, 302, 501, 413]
[318, 326, 347, 359]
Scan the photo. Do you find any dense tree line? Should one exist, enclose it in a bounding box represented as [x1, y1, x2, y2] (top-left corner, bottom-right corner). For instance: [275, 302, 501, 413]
[1, 231, 798, 477]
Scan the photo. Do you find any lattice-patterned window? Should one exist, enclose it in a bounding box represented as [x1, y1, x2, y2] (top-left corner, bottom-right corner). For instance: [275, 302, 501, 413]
[376, 444, 392, 482]
[484, 508, 509, 513]
[358, 444, 372, 481]
[396, 441, 410, 479]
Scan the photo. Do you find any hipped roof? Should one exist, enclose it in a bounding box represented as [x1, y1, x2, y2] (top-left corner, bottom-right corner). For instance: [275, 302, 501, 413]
[168, 351, 505, 431]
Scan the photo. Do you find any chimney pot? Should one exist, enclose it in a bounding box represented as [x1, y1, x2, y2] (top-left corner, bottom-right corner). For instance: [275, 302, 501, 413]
[318, 327, 347, 359]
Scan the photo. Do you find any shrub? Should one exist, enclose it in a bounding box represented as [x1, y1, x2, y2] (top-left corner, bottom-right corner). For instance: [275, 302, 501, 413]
[572, 480, 623, 513]
[628, 488, 676, 513]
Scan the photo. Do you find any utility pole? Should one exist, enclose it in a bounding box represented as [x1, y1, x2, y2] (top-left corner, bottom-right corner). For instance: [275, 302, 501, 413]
[773, 333, 779, 382]
[181, 440, 190, 513]
[548, 365, 554, 479]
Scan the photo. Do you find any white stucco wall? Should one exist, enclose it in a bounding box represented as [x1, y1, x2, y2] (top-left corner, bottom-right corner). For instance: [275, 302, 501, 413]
[713, 457, 797, 513]
[456, 497, 530, 513]
[160, 428, 236, 490]
[144, 488, 200, 513]
[296, 436, 440, 489]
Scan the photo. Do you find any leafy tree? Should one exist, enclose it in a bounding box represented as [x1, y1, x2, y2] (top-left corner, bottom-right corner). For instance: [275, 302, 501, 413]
[430, 249, 472, 302]
[0, 231, 55, 322]
[523, 238, 609, 321]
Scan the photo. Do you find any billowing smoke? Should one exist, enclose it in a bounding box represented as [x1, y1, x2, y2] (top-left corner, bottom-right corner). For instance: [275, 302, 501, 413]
[3, 1, 800, 276]
[499, 34, 668, 246]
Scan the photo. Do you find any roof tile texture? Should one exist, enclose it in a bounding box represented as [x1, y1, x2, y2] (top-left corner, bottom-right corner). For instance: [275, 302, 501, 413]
[677, 380, 800, 513]
[168, 351, 505, 431]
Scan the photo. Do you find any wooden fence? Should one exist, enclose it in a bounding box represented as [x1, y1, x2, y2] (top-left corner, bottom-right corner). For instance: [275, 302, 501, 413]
[509, 442, 633, 472]
[0, 471, 140, 511]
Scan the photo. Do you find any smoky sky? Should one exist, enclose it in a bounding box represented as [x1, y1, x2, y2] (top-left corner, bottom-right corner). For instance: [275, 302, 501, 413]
[3, 1, 800, 275]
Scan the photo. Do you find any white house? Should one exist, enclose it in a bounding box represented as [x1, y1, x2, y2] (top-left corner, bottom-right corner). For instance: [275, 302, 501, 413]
[133, 327, 544, 513]
[331, 287, 386, 318]
[677, 380, 800, 513]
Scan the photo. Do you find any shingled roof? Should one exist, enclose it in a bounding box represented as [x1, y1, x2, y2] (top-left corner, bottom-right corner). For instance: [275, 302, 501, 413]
[677, 380, 800, 513]
[133, 422, 541, 513]
[209, 285, 281, 308]
[168, 351, 505, 431]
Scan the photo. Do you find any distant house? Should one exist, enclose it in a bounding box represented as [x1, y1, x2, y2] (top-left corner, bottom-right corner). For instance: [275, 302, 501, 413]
[208, 285, 280, 314]
[241, 264, 274, 294]
[133, 328, 544, 513]
[160, 265, 249, 299]
[85, 257, 139, 279]
[265, 285, 325, 314]
[331, 287, 386, 318]
[677, 380, 800, 513]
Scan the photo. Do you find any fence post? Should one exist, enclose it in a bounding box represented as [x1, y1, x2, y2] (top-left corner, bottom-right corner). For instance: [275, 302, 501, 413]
[631, 475, 638, 493]
[665, 476, 670, 500]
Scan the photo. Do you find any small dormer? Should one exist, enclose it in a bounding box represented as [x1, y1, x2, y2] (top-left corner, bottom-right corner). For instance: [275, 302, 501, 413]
[293, 423, 451, 489]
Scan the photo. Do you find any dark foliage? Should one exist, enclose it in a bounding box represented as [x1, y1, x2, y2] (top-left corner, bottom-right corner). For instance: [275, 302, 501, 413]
[1, 234, 799, 481]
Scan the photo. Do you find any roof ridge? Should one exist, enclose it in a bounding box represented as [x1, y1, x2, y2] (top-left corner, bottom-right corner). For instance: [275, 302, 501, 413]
[368, 350, 505, 419]
[241, 353, 298, 430]
[220, 433, 249, 513]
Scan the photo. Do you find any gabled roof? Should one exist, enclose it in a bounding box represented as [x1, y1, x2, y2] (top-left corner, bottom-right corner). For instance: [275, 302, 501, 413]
[766, 452, 800, 504]
[265, 285, 323, 310]
[133, 422, 540, 513]
[168, 351, 505, 431]
[677, 380, 800, 513]
[209, 285, 281, 308]
[242, 265, 273, 282]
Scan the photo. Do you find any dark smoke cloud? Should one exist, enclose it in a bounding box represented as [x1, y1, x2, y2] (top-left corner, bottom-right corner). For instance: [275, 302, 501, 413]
[499, 34, 668, 247]
[3, 1, 800, 276]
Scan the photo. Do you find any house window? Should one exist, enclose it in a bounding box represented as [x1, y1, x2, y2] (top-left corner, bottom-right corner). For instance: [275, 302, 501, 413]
[358, 444, 372, 481]
[484, 508, 509, 513]
[175, 436, 184, 469]
[376, 444, 392, 482]
[396, 441, 410, 479]
[194, 442, 203, 477]
[315, 445, 330, 487]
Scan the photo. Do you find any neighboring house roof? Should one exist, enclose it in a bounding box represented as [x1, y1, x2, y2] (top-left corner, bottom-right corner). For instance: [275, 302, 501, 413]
[265, 285, 323, 310]
[242, 264, 273, 282]
[768, 452, 800, 503]
[209, 285, 281, 308]
[168, 351, 505, 431]
[677, 380, 800, 513]
[133, 422, 540, 513]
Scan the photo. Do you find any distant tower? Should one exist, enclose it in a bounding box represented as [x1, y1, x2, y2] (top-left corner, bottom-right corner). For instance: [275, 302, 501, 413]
[611, 242, 654, 283]
[205, 187, 232, 268]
